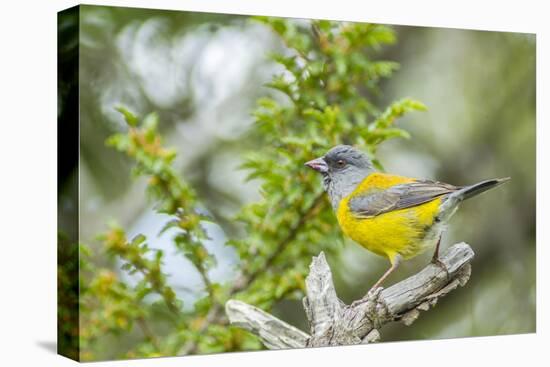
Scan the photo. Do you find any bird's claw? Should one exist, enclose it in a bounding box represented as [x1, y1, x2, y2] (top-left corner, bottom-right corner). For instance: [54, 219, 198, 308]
[367, 286, 383, 298]
[431, 257, 446, 269]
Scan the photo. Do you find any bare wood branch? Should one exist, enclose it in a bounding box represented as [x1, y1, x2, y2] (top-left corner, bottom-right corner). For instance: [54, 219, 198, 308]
[225, 300, 310, 349]
[225, 242, 474, 349]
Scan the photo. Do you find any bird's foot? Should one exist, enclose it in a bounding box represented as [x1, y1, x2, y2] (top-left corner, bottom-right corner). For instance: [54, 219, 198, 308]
[431, 257, 446, 269]
[431, 257, 449, 279]
[351, 287, 383, 308]
[366, 286, 383, 299]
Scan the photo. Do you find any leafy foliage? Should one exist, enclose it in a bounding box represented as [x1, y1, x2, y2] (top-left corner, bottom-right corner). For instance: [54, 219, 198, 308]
[76, 18, 425, 360]
[57, 233, 80, 360]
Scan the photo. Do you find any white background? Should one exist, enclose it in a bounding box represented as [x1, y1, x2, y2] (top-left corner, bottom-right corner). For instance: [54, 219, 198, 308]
[0, 0, 546, 365]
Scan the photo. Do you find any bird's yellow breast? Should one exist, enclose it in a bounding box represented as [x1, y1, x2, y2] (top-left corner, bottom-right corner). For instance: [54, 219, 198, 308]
[336, 173, 442, 263]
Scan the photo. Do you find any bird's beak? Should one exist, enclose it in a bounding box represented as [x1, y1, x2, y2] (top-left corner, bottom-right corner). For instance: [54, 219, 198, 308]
[305, 157, 328, 173]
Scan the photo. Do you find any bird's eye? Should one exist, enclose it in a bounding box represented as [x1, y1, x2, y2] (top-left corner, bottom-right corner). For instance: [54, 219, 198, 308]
[336, 159, 346, 167]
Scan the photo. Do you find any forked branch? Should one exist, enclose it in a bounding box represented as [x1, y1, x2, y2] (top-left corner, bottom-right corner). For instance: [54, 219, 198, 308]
[226, 242, 474, 348]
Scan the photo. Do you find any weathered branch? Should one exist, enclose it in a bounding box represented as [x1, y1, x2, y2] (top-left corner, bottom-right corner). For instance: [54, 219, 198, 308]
[226, 299, 310, 349]
[226, 242, 474, 349]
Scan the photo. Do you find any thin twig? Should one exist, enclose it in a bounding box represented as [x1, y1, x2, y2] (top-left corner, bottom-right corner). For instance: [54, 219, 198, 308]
[195, 260, 216, 301]
[133, 265, 180, 316]
[137, 316, 161, 351]
[179, 303, 224, 355]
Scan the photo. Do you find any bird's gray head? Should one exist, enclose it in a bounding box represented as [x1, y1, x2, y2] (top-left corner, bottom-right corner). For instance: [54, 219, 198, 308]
[305, 145, 375, 209]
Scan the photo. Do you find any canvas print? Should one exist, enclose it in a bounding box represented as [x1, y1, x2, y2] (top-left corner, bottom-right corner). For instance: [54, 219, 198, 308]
[57, 5, 536, 362]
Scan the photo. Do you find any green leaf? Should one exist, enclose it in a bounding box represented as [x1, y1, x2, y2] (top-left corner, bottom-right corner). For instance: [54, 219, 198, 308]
[116, 106, 139, 127]
[143, 112, 159, 131]
[131, 234, 146, 246]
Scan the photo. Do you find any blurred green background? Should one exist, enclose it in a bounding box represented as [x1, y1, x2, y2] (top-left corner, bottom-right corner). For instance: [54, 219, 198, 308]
[65, 4, 535, 359]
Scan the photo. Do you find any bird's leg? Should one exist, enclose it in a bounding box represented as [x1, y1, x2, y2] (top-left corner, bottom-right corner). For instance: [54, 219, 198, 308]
[431, 235, 446, 269]
[368, 255, 401, 294]
[431, 235, 442, 262]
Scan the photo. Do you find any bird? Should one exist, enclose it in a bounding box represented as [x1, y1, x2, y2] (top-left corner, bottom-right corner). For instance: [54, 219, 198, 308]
[305, 144, 510, 291]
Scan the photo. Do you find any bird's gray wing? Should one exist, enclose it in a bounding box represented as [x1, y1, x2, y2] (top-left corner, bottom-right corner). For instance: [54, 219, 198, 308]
[348, 180, 459, 218]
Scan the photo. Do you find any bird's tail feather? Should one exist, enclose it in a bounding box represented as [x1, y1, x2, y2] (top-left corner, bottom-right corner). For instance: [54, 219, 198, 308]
[437, 177, 510, 221]
[457, 177, 511, 202]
